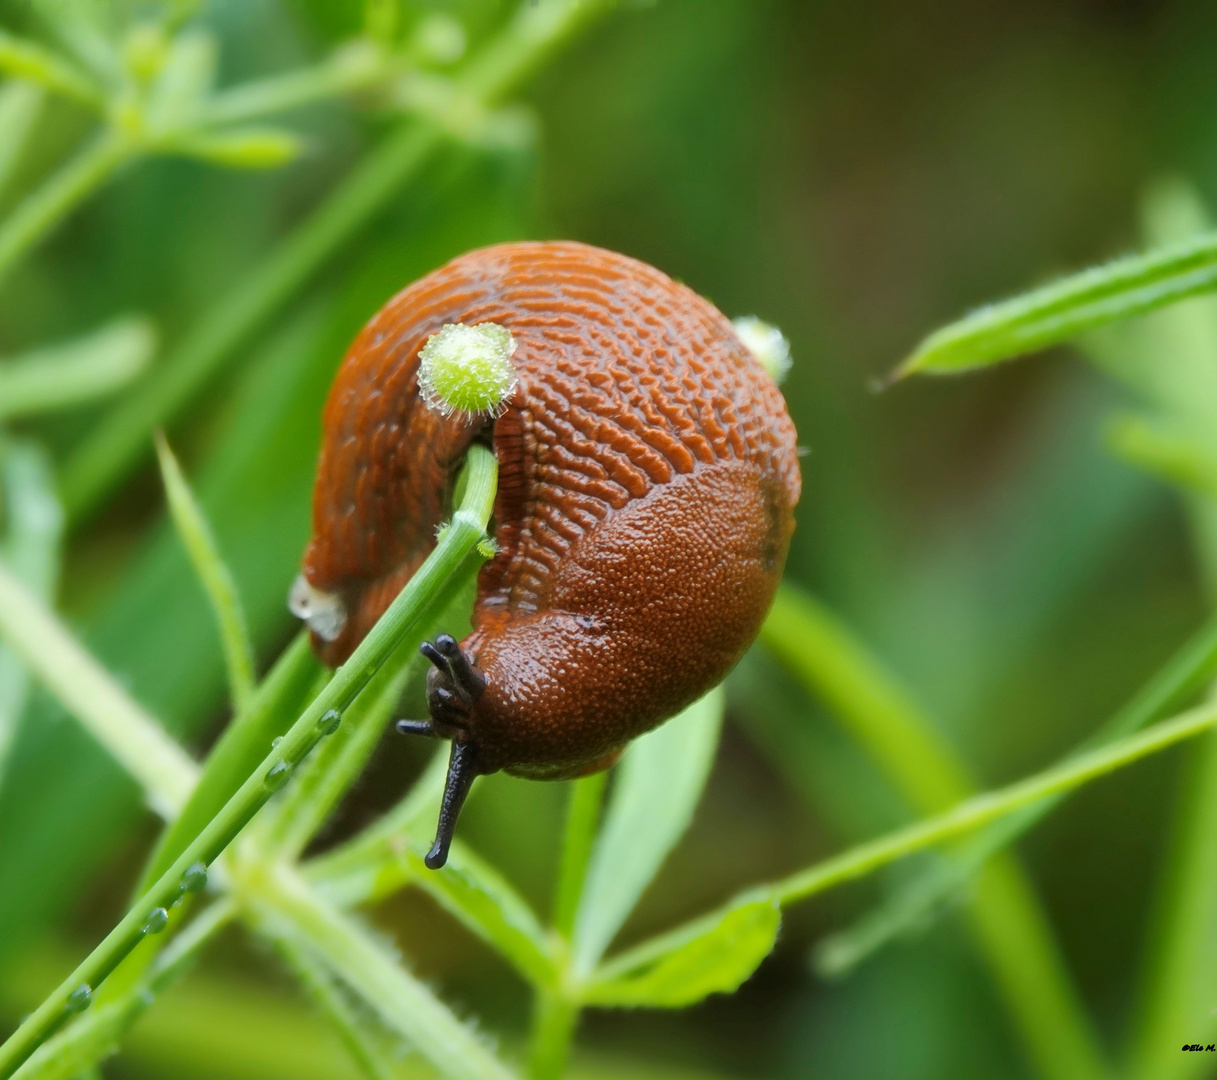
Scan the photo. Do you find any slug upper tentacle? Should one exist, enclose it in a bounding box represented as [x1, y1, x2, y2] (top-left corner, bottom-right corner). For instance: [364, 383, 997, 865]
[297, 240, 800, 866]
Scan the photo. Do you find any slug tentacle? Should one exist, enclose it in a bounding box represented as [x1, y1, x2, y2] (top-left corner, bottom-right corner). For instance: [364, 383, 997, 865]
[426, 740, 481, 870]
[297, 241, 801, 864]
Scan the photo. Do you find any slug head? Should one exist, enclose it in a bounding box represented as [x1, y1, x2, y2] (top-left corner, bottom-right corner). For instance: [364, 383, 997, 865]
[397, 634, 489, 869]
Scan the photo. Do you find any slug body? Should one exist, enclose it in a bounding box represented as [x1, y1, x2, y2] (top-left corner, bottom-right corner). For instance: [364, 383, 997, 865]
[297, 241, 800, 865]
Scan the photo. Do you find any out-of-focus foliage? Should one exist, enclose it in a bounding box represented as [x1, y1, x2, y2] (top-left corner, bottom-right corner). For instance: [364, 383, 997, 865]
[6, 1, 1217, 1079]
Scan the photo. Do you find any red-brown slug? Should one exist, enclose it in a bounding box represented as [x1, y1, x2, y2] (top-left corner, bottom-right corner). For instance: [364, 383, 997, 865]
[292, 241, 801, 867]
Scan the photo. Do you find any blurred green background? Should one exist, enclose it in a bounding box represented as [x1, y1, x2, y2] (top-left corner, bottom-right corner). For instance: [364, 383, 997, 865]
[5, 0, 1217, 1077]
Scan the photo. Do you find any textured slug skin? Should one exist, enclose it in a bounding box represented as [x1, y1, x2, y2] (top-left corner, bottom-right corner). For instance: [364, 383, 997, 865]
[302, 241, 801, 778]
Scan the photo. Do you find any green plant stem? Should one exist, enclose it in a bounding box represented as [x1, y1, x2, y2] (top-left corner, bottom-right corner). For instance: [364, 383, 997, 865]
[527, 992, 579, 1080]
[0, 444, 497, 1080]
[606, 697, 1217, 987]
[761, 585, 1109, 1080]
[247, 861, 518, 1080]
[0, 31, 102, 108]
[0, 131, 131, 288]
[526, 773, 606, 1080]
[136, 634, 321, 896]
[0, 553, 198, 818]
[1128, 725, 1217, 1080]
[198, 48, 391, 127]
[255, 654, 415, 860]
[820, 607, 1217, 976]
[60, 0, 615, 525]
[776, 696, 1217, 902]
[271, 933, 400, 1080]
[10, 900, 235, 1080]
[258, 572, 479, 861]
[552, 773, 607, 940]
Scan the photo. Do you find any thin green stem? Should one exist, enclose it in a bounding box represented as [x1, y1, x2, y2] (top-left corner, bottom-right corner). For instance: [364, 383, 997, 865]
[820, 608, 1217, 977]
[552, 773, 607, 940]
[60, 0, 617, 524]
[605, 697, 1217, 983]
[255, 649, 415, 860]
[0, 444, 496, 1079]
[761, 585, 1109, 1080]
[198, 46, 391, 127]
[0, 31, 103, 109]
[774, 697, 1217, 906]
[0, 553, 198, 818]
[0, 131, 131, 288]
[136, 633, 321, 896]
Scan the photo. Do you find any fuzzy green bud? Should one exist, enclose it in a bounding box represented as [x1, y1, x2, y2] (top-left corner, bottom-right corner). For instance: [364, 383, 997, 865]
[418, 322, 518, 418]
[733, 316, 792, 384]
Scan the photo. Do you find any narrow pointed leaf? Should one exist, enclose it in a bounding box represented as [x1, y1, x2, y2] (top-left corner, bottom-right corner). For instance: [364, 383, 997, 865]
[572, 687, 724, 974]
[896, 230, 1217, 378]
[154, 432, 257, 713]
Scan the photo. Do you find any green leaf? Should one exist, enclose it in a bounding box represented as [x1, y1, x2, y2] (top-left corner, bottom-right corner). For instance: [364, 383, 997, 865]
[571, 687, 724, 974]
[0, 318, 156, 420]
[895, 229, 1217, 378]
[154, 432, 257, 713]
[169, 128, 305, 170]
[582, 894, 779, 1009]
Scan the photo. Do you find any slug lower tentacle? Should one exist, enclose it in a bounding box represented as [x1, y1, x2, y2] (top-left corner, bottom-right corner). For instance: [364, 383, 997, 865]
[296, 240, 801, 866]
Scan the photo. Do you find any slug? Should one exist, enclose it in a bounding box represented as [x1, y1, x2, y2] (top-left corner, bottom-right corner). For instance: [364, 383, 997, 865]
[292, 241, 801, 867]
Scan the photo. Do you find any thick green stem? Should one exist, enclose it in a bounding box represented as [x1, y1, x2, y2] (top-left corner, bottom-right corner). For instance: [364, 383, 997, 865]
[526, 773, 607, 1080]
[0, 445, 496, 1079]
[527, 991, 579, 1080]
[270, 932, 400, 1080]
[247, 861, 518, 1080]
[9, 901, 235, 1080]
[0, 553, 198, 818]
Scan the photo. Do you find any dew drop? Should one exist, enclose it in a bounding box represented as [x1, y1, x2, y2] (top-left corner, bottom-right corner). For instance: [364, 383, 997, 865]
[66, 984, 92, 1013]
[265, 760, 292, 790]
[180, 862, 208, 893]
[271, 736, 283, 749]
[317, 709, 342, 736]
[142, 906, 169, 934]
